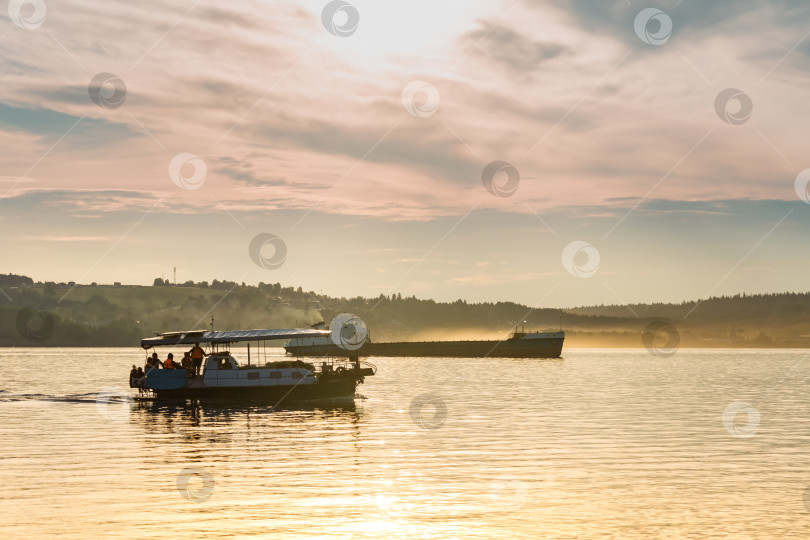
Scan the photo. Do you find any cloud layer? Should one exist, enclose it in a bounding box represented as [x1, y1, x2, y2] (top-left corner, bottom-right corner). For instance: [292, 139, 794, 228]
[1, 0, 809, 305]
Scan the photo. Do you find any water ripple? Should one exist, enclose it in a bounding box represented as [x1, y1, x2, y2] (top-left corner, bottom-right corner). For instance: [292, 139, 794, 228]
[1, 348, 809, 538]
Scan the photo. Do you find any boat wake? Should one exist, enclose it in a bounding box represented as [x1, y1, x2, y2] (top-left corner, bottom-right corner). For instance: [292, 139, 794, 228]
[0, 391, 124, 404]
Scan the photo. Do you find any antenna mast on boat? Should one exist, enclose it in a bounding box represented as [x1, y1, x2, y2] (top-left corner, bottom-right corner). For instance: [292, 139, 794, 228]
[210, 316, 215, 332]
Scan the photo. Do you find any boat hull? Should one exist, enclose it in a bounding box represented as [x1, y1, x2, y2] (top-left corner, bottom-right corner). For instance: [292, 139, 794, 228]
[286, 336, 565, 358]
[152, 377, 360, 402]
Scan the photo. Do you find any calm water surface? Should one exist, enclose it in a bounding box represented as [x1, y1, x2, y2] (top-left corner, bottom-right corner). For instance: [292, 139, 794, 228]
[2, 348, 810, 539]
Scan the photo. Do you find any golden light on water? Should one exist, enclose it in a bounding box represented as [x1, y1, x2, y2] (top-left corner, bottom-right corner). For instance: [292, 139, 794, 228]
[4, 0, 810, 537]
[3, 348, 810, 537]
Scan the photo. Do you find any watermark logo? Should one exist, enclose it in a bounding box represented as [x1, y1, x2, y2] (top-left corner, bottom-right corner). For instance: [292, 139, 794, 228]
[176, 467, 215, 503]
[561, 241, 600, 279]
[634, 8, 673, 46]
[8, 0, 46, 30]
[482, 161, 520, 198]
[329, 313, 367, 350]
[641, 321, 680, 358]
[401, 80, 440, 118]
[321, 0, 359, 37]
[794, 169, 810, 204]
[168, 152, 207, 190]
[249, 233, 287, 270]
[722, 401, 759, 438]
[488, 476, 529, 510]
[409, 392, 447, 429]
[88, 73, 127, 109]
[803, 486, 810, 513]
[16, 306, 55, 341]
[96, 387, 134, 422]
[715, 88, 753, 125]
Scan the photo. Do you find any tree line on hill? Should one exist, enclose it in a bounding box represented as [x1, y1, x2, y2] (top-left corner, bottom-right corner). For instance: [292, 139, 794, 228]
[1, 274, 809, 347]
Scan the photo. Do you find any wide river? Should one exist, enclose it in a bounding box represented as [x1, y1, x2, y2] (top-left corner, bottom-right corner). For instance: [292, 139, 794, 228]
[1, 348, 809, 539]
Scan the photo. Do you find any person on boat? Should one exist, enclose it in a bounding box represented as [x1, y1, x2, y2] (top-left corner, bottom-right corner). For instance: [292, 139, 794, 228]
[189, 343, 206, 376]
[146, 352, 160, 370]
[163, 353, 177, 369]
[181, 352, 192, 372]
[130, 365, 147, 388]
[219, 358, 232, 370]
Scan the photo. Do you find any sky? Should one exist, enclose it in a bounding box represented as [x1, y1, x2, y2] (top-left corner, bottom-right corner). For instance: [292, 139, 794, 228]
[1, 0, 810, 308]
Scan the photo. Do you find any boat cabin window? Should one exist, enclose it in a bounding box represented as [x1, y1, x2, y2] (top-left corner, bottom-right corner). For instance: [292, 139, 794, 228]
[269, 372, 282, 379]
[291, 372, 302, 379]
[204, 356, 237, 371]
[218, 357, 236, 370]
[204, 358, 219, 372]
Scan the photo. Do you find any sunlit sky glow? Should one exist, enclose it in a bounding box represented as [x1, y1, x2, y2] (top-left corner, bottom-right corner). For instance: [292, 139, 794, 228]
[1, 0, 810, 307]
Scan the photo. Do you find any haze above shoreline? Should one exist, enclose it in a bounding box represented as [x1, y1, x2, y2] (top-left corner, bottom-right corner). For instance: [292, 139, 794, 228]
[2, 273, 808, 349]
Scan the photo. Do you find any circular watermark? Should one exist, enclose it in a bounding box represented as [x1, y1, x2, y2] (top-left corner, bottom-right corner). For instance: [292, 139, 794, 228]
[641, 320, 680, 358]
[176, 467, 215, 503]
[802, 486, 810, 513]
[794, 169, 810, 204]
[96, 387, 134, 422]
[722, 401, 760, 438]
[8, 0, 46, 30]
[16, 306, 55, 341]
[249, 233, 287, 270]
[329, 313, 368, 350]
[88, 73, 127, 110]
[488, 475, 529, 510]
[409, 393, 447, 429]
[401, 80, 440, 118]
[481, 161, 520, 198]
[561, 241, 600, 279]
[321, 0, 359, 37]
[634, 8, 673, 46]
[168, 152, 207, 190]
[715, 88, 753, 126]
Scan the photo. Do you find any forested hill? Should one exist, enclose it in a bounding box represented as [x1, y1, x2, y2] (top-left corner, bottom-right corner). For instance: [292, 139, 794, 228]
[565, 292, 810, 322]
[0, 274, 809, 347]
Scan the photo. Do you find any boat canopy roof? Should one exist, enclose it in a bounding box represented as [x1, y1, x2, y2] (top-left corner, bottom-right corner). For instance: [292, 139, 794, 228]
[141, 328, 331, 349]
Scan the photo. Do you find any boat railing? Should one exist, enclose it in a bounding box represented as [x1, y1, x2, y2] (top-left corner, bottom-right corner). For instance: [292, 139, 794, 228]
[360, 359, 377, 374]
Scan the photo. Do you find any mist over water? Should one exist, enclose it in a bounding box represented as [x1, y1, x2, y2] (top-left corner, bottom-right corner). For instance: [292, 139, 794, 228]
[2, 348, 810, 539]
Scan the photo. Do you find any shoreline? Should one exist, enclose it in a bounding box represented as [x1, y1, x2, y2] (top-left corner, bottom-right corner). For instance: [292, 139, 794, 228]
[0, 344, 807, 350]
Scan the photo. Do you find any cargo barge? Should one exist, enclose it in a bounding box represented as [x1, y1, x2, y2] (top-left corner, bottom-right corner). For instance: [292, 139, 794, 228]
[285, 328, 565, 359]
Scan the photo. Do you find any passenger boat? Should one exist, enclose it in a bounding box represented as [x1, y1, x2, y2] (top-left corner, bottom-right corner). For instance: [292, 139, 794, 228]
[131, 322, 375, 402]
[285, 324, 565, 358]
